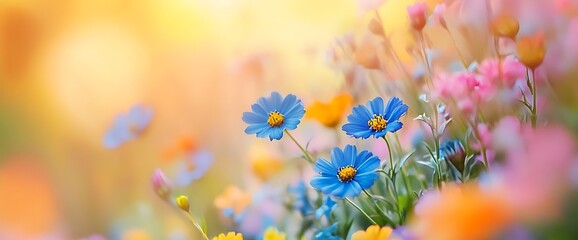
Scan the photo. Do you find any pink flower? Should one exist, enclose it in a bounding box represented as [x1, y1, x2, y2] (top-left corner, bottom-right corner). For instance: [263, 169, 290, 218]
[500, 124, 576, 221]
[407, 2, 428, 31]
[491, 117, 523, 153]
[432, 3, 447, 28]
[151, 169, 171, 199]
[477, 58, 525, 88]
[433, 72, 467, 99]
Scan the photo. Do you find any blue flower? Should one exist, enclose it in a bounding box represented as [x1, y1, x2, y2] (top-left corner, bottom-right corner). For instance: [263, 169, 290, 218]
[315, 196, 337, 220]
[174, 150, 213, 187]
[342, 97, 408, 139]
[439, 140, 466, 171]
[315, 222, 341, 240]
[288, 181, 314, 215]
[310, 145, 379, 199]
[103, 104, 153, 149]
[242, 92, 305, 141]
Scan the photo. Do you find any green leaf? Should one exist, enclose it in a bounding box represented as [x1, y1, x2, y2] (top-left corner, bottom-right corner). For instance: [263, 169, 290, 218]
[201, 216, 208, 234]
[467, 160, 486, 179]
[396, 150, 416, 172]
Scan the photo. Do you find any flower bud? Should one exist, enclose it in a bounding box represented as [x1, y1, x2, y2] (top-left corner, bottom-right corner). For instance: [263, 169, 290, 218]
[516, 33, 546, 70]
[368, 18, 384, 36]
[176, 195, 190, 212]
[407, 2, 428, 31]
[490, 14, 519, 39]
[151, 169, 171, 200]
[440, 140, 466, 172]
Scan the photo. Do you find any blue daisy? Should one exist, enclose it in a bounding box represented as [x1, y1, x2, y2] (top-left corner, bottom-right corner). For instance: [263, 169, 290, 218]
[174, 150, 213, 187]
[310, 145, 379, 199]
[342, 97, 408, 139]
[242, 92, 305, 141]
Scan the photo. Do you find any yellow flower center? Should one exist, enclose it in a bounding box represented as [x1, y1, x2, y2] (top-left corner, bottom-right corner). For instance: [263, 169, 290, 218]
[267, 111, 285, 127]
[337, 166, 357, 182]
[368, 114, 387, 131]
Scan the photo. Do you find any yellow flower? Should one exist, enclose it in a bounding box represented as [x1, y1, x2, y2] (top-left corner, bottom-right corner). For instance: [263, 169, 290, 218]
[212, 232, 243, 240]
[516, 33, 546, 70]
[251, 157, 283, 181]
[490, 14, 519, 39]
[175, 195, 190, 212]
[263, 227, 286, 240]
[306, 93, 353, 128]
[351, 225, 394, 240]
[214, 186, 251, 215]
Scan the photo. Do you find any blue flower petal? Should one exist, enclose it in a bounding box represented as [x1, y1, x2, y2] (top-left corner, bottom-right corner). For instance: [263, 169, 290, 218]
[368, 97, 385, 115]
[385, 121, 403, 133]
[242, 112, 266, 124]
[342, 181, 362, 198]
[330, 147, 347, 168]
[354, 151, 379, 173]
[343, 145, 357, 166]
[374, 130, 387, 138]
[279, 94, 297, 113]
[245, 123, 269, 134]
[314, 158, 337, 175]
[354, 172, 378, 189]
[270, 92, 283, 110]
[342, 123, 373, 138]
[268, 128, 284, 140]
[387, 103, 408, 122]
[385, 97, 402, 116]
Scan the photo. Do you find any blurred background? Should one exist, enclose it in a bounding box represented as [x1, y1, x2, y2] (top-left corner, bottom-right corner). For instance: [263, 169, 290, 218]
[0, 0, 424, 239]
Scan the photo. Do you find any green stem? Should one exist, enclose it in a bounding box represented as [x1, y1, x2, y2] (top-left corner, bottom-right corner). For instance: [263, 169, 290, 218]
[530, 69, 537, 128]
[382, 136, 395, 172]
[184, 212, 209, 240]
[363, 190, 393, 225]
[284, 130, 314, 164]
[345, 198, 378, 225]
[419, 31, 434, 89]
[389, 176, 403, 222]
[446, 28, 468, 68]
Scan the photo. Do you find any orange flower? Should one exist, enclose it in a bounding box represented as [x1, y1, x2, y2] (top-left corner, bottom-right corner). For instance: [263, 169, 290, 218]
[214, 186, 251, 215]
[490, 14, 519, 39]
[410, 184, 512, 240]
[516, 34, 546, 70]
[162, 136, 197, 162]
[306, 93, 353, 128]
[351, 225, 395, 240]
[251, 157, 283, 181]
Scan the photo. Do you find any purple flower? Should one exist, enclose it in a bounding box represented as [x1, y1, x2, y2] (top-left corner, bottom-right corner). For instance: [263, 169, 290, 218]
[174, 150, 213, 186]
[103, 104, 153, 149]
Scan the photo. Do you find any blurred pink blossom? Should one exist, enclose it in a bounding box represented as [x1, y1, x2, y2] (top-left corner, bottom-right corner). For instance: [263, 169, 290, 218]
[499, 124, 577, 221]
[477, 58, 526, 88]
[407, 2, 428, 31]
